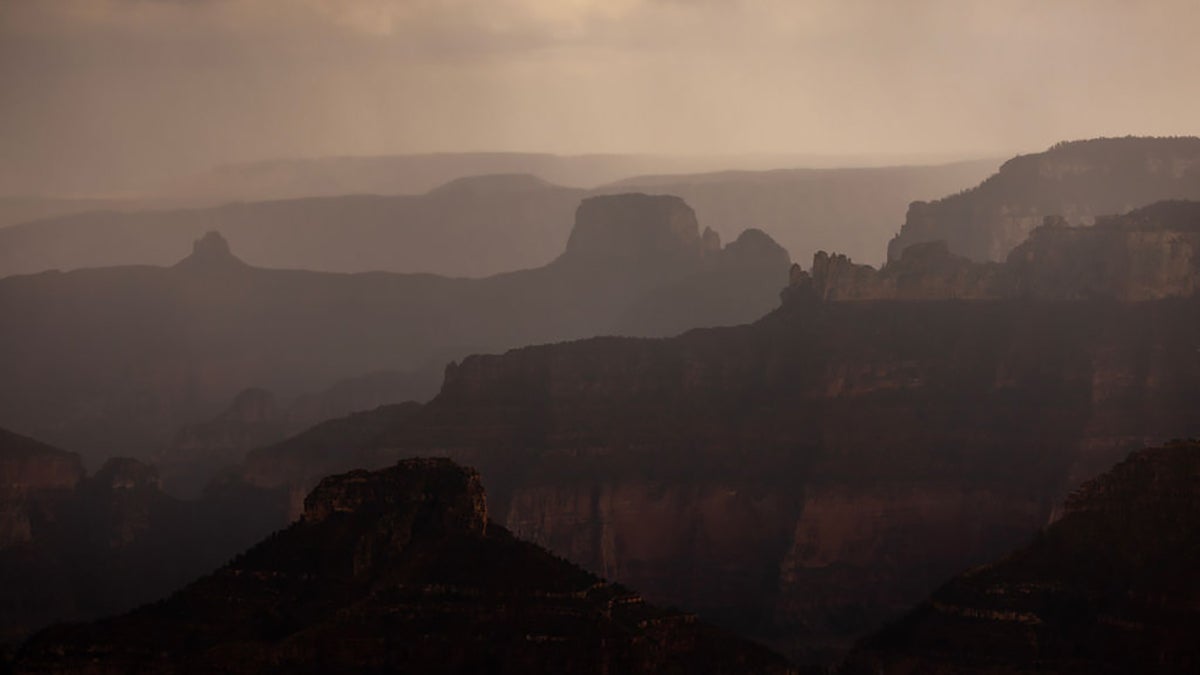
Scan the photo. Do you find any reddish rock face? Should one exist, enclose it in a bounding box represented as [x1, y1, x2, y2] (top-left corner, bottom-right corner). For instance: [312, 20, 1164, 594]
[0, 428, 83, 550]
[844, 441, 1200, 674]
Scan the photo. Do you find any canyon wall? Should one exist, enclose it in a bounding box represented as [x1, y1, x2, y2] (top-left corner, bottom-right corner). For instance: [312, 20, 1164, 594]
[235, 292, 1200, 665]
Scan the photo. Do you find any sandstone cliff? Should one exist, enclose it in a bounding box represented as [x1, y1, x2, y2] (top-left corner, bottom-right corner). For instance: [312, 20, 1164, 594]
[889, 137, 1200, 262]
[843, 440, 1200, 674]
[13, 459, 795, 675]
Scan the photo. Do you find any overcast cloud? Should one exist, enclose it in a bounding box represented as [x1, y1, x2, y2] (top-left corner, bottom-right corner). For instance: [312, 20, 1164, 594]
[2, 0, 1198, 194]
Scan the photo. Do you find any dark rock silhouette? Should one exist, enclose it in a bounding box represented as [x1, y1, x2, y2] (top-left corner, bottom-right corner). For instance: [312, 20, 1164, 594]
[0, 194, 790, 472]
[12, 459, 795, 675]
[0, 160, 994, 277]
[843, 440, 1200, 674]
[889, 136, 1200, 262]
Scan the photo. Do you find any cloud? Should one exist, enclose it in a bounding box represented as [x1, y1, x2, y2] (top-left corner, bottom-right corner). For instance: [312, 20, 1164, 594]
[1, 0, 1198, 194]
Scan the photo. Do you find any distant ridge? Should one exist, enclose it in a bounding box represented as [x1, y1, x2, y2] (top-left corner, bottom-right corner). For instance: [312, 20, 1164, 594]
[890, 136, 1200, 262]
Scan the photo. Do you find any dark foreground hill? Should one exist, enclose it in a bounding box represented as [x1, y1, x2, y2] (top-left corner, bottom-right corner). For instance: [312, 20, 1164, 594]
[0, 194, 789, 474]
[11, 458, 795, 675]
[889, 136, 1200, 262]
[843, 440, 1200, 674]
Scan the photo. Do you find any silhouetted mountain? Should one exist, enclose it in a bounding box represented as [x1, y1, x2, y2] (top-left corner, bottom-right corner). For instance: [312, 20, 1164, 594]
[794, 200, 1200, 301]
[11, 459, 795, 675]
[229, 241, 1200, 667]
[0, 428, 281, 651]
[0, 194, 790, 472]
[843, 440, 1200, 674]
[0, 160, 995, 278]
[889, 137, 1200, 262]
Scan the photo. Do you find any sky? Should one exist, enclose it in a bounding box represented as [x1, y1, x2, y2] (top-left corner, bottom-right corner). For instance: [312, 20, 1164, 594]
[2, 0, 1199, 194]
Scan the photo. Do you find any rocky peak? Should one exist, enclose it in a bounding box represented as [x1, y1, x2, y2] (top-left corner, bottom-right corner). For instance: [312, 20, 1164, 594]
[563, 193, 706, 262]
[174, 231, 245, 270]
[303, 458, 487, 537]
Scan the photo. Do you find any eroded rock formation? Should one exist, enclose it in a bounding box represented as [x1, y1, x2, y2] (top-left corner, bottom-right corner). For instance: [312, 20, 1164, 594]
[13, 459, 795, 675]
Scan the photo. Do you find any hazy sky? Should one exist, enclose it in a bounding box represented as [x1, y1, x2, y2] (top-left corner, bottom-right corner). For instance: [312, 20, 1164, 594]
[2, 0, 1198, 194]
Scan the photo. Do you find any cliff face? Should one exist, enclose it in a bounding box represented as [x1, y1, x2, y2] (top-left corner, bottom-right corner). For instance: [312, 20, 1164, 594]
[231, 293, 1200, 665]
[14, 459, 794, 675]
[0, 428, 84, 550]
[0, 432, 280, 648]
[0, 193, 790, 473]
[844, 441, 1200, 674]
[889, 137, 1200, 262]
[794, 200, 1200, 302]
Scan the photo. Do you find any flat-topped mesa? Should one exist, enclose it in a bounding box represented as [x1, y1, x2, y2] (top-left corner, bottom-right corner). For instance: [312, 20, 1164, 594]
[303, 457, 487, 537]
[786, 199, 1200, 303]
[173, 230, 247, 270]
[563, 193, 710, 263]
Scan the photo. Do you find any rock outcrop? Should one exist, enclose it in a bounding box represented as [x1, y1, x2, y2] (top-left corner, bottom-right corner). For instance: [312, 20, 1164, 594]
[13, 459, 795, 675]
[564, 194, 712, 262]
[888, 136, 1200, 262]
[791, 200, 1200, 302]
[843, 440, 1200, 674]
